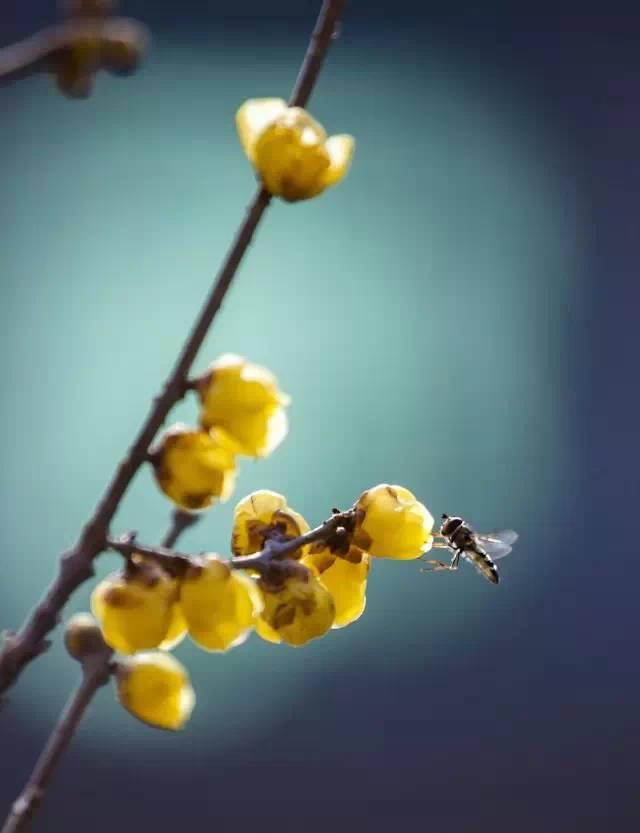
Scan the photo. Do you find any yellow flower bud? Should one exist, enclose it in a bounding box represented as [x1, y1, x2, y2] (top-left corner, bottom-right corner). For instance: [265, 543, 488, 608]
[180, 555, 263, 652]
[303, 546, 369, 629]
[236, 98, 354, 202]
[257, 571, 335, 647]
[353, 484, 434, 560]
[159, 601, 188, 651]
[64, 612, 107, 661]
[91, 561, 179, 654]
[196, 354, 290, 459]
[152, 423, 237, 511]
[116, 652, 195, 731]
[231, 490, 309, 556]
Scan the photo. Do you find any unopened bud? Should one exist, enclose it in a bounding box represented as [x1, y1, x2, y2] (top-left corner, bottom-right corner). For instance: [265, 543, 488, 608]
[64, 612, 106, 661]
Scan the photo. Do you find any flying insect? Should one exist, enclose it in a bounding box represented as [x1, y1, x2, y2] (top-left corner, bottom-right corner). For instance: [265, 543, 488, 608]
[422, 514, 518, 584]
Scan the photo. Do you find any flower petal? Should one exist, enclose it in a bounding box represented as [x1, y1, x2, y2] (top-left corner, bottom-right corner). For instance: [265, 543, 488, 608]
[236, 98, 288, 163]
[116, 652, 195, 731]
[322, 134, 355, 188]
[260, 407, 289, 458]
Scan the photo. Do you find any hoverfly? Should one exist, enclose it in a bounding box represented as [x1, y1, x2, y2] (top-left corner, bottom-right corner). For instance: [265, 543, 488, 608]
[422, 514, 518, 584]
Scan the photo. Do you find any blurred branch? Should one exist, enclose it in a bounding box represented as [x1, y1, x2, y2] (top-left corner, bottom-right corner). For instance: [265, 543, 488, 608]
[0, 0, 348, 696]
[0, 507, 198, 833]
[0, 644, 113, 833]
[161, 509, 201, 549]
[0, 17, 149, 98]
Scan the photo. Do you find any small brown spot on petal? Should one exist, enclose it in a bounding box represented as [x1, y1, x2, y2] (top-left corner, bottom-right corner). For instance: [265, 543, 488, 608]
[181, 492, 212, 510]
[104, 587, 141, 609]
[272, 603, 296, 630]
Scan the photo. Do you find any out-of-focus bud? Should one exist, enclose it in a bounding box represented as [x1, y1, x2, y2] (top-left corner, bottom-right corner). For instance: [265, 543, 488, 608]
[303, 545, 369, 628]
[196, 354, 290, 459]
[152, 423, 237, 511]
[64, 612, 107, 661]
[116, 652, 195, 731]
[180, 556, 263, 652]
[91, 560, 180, 654]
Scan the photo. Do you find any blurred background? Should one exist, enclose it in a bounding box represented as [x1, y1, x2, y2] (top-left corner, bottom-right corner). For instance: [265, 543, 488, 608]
[0, 1, 637, 831]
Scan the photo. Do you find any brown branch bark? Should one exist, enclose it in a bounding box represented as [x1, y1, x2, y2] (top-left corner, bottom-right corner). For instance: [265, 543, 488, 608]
[0, 0, 348, 696]
[161, 510, 201, 549]
[0, 510, 199, 833]
[0, 19, 148, 87]
[0, 648, 113, 833]
[107, 507, 356, 581]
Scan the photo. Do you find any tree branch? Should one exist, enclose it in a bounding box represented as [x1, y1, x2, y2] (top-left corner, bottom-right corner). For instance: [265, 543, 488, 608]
[0, 0, 348, 695]
[161, 510, 201, 549]
[107, 507, 356, 582]
[0, 19, 149, 88]
[0, 508, 200, 833]
[0, 647, 113, 833]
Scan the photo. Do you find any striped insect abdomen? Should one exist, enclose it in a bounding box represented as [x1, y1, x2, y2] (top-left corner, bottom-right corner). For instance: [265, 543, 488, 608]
[463, 548, 499, 584]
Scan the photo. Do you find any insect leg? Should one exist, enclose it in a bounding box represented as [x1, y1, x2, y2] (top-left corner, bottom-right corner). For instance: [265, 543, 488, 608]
[419, 555, 460, 574]
[450, 549, 462, 569]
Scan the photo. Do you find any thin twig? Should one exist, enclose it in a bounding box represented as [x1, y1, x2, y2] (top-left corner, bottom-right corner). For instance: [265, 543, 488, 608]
[0, 648, 113, 833]
[161, 509, 201, 549]
[0, 19, 148, 87]
[0, 0, 348, 695]
[0, 510, 198, 833]
[290, 0, 345, 106]
[107, 507, 355, 581]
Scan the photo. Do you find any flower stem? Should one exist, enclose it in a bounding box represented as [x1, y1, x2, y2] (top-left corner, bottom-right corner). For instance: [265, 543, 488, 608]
[162, 510, 201, 549]
[0, 0, 349, 695]
[107, 508, 356, 580]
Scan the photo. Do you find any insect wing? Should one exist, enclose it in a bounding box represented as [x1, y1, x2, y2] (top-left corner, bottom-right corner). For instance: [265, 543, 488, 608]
[475, 529, 518, 561]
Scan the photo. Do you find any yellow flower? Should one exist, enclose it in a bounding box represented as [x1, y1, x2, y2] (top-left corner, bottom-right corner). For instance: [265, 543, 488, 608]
[180, 555, 263, 652]
[91, 561, 180, 654]
[231, 490, 309, 556]
[303, 546, 369, 629]
[196, 354, 290, 459]
[160, 601, 188, 651]
[353, 484, 434, 560]
[236, 98, 354, 202]
[256, 571, 335, 646]
[152, 423, 237, 511]
[116, 652, 195, 731]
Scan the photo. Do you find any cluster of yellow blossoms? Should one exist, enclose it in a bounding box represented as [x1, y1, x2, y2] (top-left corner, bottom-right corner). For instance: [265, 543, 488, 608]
[83, 484, 434, 731]
[152, 354, 290, 510]
[67, 92, 393, 735]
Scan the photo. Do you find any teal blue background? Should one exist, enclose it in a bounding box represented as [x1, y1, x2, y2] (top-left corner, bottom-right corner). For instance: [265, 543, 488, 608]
[1, 2, 636, 832]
